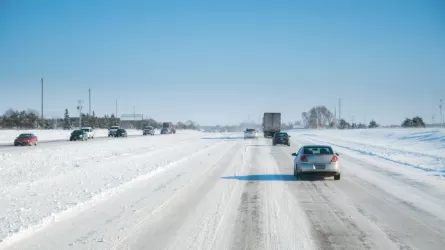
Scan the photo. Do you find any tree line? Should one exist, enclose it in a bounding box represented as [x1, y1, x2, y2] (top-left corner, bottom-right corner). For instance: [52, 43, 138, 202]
[0, 108, 200, 130]
[301, 105, 426, 129]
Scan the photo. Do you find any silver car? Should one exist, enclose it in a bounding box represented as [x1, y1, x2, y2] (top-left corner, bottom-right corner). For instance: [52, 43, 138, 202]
[291, 145, 341, 180]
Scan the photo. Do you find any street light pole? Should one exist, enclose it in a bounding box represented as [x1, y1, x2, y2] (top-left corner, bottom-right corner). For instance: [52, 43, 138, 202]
[41, 77, 44, 120]
[440, 99, 443, 128]
[89, 88, 91, 115]
[77, 100, 84, 128]
[338, 97, 341, 121]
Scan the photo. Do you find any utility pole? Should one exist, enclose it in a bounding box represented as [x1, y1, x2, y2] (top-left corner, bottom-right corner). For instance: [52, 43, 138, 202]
[440, 99, 443, 128]
[133, 106, 136, 128]
[334, 107, 337, 122]
[89, 88, 91, 115]
[41, 77, 44, 120]
[338, 97, 341, 121]
[77, 100, 84, 128]
[115, 99, 118, 117]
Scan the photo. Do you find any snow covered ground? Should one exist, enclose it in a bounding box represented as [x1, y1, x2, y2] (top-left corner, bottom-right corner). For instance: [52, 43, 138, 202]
[0, 129, 146, 144]
[1, 128, 444, 249]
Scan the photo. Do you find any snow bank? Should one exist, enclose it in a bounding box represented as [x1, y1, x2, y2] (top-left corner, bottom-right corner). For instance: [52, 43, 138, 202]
[0, 129, 144, 144]
[289, 128, 445, 177]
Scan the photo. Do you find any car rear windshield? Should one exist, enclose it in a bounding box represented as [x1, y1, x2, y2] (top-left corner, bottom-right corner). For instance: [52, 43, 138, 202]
[18, 134, 31, 138]
[72, 130, 83, 134]
[303, 146, 333, 155]
[162, 122, 170, 128]
[275, 133, 288, 137]
[246, 129, 255, 132]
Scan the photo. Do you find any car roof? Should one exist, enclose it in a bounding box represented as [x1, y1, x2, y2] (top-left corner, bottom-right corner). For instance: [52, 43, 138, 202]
[302, 145, 332, 148]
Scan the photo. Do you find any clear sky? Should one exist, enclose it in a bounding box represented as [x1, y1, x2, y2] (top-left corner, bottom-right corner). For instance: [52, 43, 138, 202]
[1, 0, 444, 126]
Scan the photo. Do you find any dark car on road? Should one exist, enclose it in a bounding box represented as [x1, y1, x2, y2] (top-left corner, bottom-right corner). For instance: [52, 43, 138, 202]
[115, 129, 128, 137]
[161, 122, 176, 134]
[108, 126, 120, 137]
[143, 126, 155, 136]
[14, 133, 38, 146]
[70, 130, 88, 141]
[273, 132, 290, 146]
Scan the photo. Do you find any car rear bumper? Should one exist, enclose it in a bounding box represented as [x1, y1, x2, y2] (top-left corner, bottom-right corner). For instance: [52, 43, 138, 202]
[298, 162, 340, 175]
[14, 141, 31, 145]
[273, 140, 289, 144]
[298, 171, 339, 177]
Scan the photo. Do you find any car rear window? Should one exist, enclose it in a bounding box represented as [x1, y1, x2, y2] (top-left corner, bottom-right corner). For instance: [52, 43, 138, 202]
[18, 134, 31, 138]
[303, 146, 333, 155]
[275, 133, 287, 137]
[246, 129, 255, 132]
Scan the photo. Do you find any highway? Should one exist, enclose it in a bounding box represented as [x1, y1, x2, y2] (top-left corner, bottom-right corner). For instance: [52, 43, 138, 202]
[3, 134, 445, 250]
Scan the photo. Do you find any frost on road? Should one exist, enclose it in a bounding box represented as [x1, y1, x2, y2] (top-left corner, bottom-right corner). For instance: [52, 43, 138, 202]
[1, 129, 445, 249]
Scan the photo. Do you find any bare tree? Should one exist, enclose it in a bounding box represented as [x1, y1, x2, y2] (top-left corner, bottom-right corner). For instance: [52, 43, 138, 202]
[304, 106, 334, 128]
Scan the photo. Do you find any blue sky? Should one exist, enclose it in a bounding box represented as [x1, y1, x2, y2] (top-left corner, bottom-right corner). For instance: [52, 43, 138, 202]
[1, 0, 444, 126]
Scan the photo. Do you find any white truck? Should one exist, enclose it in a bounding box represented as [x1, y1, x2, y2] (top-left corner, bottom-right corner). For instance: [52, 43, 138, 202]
[263, 112, 281, 138]
[81, 127, 95, 139]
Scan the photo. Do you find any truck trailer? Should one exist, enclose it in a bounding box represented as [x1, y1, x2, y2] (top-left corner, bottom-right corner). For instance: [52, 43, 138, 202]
[263, 112, 281, 138]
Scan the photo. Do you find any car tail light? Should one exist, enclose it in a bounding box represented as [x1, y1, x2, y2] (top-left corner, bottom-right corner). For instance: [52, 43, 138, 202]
[331, 155, 338, 162]
[300, 155, 308, 162]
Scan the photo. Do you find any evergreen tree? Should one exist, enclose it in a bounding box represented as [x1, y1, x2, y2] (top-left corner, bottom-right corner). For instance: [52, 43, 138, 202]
[368, 120, 379, 128]
[63, 109, 71, 129]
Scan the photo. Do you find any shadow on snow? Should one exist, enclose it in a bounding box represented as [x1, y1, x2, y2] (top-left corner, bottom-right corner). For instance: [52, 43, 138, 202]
[221, 174, 328, 182]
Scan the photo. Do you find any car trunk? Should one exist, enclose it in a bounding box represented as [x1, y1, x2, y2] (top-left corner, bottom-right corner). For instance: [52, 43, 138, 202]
[305, 155, 333, 164]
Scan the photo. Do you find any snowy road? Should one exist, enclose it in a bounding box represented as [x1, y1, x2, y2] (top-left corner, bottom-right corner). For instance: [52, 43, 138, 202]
[2, 131, 445, 249]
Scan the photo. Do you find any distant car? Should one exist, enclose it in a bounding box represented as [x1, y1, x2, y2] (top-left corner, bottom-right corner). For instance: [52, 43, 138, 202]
[14, 133, 38, 146]
[115, 129, 128, 137]
[108, 126, 120, 137]
[272, 132, 290, 146]
[244, 128, 258, 139]
[161, 122, 176, 134]
[70, 130, 88, 141]
[143, 126, 155, 136]
[292, 145, 341, 180]
[81, 127, 95, 139]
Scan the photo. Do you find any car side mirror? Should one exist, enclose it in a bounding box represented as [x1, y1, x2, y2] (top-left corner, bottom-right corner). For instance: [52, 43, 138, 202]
[335, 153, 339, 156]
[291, 153, 297, 156]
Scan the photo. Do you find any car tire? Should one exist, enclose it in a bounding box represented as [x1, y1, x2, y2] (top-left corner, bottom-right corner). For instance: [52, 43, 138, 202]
[334, 174, 341, 180]
[35, 142, 37, 146]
